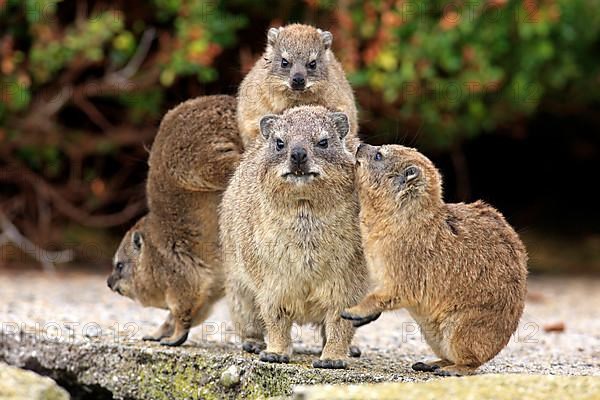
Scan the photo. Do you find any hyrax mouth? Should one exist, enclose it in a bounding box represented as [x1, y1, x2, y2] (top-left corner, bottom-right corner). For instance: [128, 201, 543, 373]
[282, 171, 319, 179]
[110, 283, 122, 295]
[287, 85, 308, 94]
[282, 169, 320, 183]
[354, 155, 365, 167]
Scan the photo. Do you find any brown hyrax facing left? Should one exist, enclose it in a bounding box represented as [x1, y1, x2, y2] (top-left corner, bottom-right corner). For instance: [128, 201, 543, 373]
[342, 144, 528, 376]
[107, 95, 243, 346]
[109, 215, 223, 345]
[220, 106, 368, 369]
[237, 24, 358, 149]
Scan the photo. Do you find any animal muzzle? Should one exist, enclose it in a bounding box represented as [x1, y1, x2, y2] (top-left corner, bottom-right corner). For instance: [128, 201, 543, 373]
[107, 275, 117, 291]
[290, 73, 306, 90]
[290, 146, 309, 174]
[356, 143, 375, 160]
[356, 143, 367, 157]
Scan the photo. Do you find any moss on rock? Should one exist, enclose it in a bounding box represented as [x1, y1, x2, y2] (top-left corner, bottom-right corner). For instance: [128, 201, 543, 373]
[0, 332, 407, 399]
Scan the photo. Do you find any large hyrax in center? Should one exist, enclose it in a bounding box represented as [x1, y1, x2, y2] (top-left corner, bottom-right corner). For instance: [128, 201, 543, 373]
[220, 106, 368, 369]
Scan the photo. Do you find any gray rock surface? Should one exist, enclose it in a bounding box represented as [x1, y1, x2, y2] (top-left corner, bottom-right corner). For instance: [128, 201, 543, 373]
[0, 271, 599, 399]
[0, 361, 70, 400]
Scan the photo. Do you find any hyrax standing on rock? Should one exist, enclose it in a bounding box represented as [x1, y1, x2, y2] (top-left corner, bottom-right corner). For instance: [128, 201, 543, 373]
[342, 144, 527, 376]
[237, 24, 358, 149]
[220, 106, 368, 369]
[107, 95, 243, 346]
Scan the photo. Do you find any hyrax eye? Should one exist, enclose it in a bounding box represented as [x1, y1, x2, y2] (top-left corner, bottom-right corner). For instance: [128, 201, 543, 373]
[281, 58, 289, 68]
[276, 139, 285, 151]
[317, 139, 328, 148]
[116, 262, 124, 272]
[308, 60, 317, 70]
[374, 151, 383, 161]
[405, 166, 420, 181]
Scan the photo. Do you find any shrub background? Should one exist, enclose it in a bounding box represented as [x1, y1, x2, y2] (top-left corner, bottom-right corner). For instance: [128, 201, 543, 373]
[1, 0, 598, 272]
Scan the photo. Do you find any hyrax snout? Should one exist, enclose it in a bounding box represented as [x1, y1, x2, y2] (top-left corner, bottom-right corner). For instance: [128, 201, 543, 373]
[107, 220, 142, 298]
[220, 106, 368, 369]
[343, 144, 528, 376]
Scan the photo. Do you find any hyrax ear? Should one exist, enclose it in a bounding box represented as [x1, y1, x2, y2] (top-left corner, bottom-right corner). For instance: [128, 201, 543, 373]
[259, 114, 279, 140]
[317, 29, 333, 49]
[267, 27, 281, 46]
[132, 231, 143, 251]
[330, 112, 349, 139]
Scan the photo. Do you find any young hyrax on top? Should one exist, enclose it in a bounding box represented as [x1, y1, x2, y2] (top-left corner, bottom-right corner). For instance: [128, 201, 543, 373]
[107, 95, 243, 346]
[237, 24, 358, 149]
[220, 106, 368, 369]
[342, 144, 527, 376]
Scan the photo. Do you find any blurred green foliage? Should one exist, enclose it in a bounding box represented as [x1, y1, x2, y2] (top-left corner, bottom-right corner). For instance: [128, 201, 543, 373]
[0, 0, 598, 248]
[1, 0, 599, 146]
[1, 0, 245, 108]
[338, 0, 600, 147]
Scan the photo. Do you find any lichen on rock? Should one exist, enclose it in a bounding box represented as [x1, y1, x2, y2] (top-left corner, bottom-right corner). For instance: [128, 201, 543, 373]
[0, 362, 70, 400]
[293, 374, 600, 400]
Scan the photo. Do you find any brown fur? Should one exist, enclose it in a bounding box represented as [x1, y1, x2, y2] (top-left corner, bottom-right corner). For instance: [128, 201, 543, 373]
[220, 106, 368, 369]
[107, 95, 243, 346]
[237, 24, 358, 150]
[343, 144, 528, 376]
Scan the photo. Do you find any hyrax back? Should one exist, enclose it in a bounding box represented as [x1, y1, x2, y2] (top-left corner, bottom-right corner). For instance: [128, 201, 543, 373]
[220, 106, 368, 369]
[237, 24, 358, 149]
[107, 95, 243, 346]
[343, 144, 527, 376]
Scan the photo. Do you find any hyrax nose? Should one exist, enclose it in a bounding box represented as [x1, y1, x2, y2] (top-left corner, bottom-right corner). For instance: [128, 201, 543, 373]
[291, 147, 308, 167]
[107, 276, 114, 290]
[356, 143, 366, 156]
[291, 73, 305, 89]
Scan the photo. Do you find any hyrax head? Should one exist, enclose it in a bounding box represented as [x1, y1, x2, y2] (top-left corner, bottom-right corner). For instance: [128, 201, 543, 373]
[107, 217, 145, 300]
[258, 106, 352, 188]
[266, 24, 333, 92]
[355, 144, 443, 207]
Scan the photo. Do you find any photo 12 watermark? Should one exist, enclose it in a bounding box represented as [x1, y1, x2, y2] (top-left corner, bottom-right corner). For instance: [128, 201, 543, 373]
[1, 321, 139, 343]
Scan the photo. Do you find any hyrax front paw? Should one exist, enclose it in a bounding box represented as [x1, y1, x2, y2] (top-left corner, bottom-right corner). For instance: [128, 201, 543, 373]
[242, 340, 266, 354]
[159, 331, 189, 347]
[340, 310, 382, 328]
[412, 361, 440, 372]
[412, 359, 452, 372]
[259, 351, 290, 364]
[142, 334, 162, 342]
[313, 359, 348, 369]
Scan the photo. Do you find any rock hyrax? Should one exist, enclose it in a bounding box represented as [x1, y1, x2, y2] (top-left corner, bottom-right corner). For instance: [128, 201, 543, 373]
[220, 106, 368, 369]
[107, 95, 243, 346]
[342, 144, 528, 376]
[237, 24, 358, 149]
